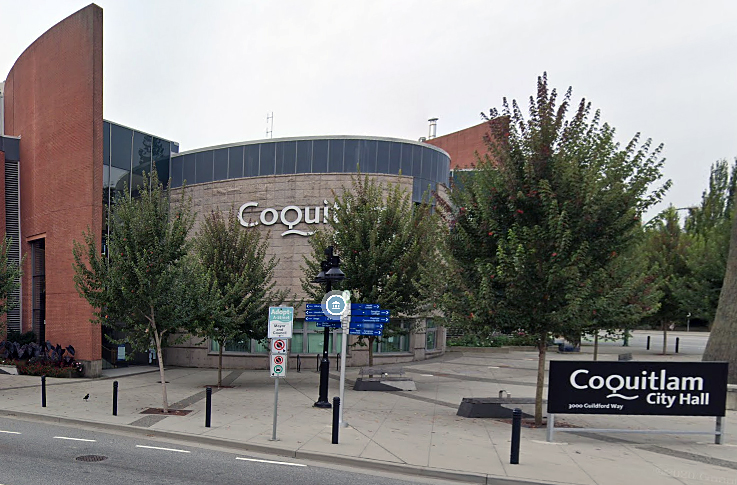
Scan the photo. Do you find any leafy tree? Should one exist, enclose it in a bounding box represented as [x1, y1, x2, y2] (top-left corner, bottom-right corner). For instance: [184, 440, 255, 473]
[441, 73, 670, 424]
[0, 236, 23, 337]
[673, 159, 737, 325]
[301, 174, 443, 366]
[73, 167, 216, 412]
[194, 209, 289, 387]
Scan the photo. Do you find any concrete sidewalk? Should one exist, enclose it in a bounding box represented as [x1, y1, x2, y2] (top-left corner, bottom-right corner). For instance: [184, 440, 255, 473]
[1, 332, 735, 485]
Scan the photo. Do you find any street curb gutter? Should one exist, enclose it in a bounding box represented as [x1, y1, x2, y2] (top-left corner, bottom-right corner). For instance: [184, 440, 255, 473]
[0, 409, 560, 485]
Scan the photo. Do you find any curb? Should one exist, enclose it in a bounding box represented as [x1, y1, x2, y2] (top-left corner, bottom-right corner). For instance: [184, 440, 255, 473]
[0, 409, 561, 485]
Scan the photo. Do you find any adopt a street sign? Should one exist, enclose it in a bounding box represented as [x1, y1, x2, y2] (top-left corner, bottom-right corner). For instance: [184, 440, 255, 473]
[271, 338, 287, 354]
[268, 306, 293, 338]
[270, 353, 287, 377]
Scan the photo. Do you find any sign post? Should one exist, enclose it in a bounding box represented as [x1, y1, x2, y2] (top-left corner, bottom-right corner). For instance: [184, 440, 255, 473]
[546, 361, 729, 443]
[268, 307, 293, 441]
[338, 291, 350, 428]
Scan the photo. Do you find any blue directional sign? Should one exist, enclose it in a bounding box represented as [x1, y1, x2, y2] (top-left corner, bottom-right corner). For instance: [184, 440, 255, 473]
[349, 328, 383, 336]
[348, 322, 384, 330]
[350, 316, 389, 324]
[351, 303, 380, 310]
[351, 309, 390, 316]
[305, 303, 323, 310]
[305, 309, 326, 315]
[317, 321, 341, 328]
[306, 315, 338, 322]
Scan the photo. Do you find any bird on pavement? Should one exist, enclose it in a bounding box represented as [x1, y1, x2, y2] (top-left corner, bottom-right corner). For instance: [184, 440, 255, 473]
[83, 394, 90, 401]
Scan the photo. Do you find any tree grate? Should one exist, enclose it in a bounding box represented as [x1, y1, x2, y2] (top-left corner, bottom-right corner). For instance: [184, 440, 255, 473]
[75, 455, 108, 462]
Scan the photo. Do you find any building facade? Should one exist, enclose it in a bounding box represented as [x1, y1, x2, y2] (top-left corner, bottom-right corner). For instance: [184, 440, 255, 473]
[2, 5, 453, 373]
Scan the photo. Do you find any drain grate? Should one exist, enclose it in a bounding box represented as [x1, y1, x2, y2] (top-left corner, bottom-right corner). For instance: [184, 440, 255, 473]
[75, 455, 108, 462]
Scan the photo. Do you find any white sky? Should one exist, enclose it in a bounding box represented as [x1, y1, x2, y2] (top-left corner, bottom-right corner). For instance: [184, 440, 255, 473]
[1, 0, 736, 218]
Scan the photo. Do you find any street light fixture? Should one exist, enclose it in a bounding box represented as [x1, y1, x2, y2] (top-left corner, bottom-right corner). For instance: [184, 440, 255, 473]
[313, 246, 345, 408]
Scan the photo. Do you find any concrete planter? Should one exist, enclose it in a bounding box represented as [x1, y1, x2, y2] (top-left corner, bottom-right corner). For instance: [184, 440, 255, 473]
[0, 364, 18, 375]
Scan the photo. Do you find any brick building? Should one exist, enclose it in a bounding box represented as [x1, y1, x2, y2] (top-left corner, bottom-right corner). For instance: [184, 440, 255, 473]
[2, 5, 460, 373]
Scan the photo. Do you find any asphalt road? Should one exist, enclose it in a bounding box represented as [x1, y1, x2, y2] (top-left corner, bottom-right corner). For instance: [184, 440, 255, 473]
[0, 417, 449, 485]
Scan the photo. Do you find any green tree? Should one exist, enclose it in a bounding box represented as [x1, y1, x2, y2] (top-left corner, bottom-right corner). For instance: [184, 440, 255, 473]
[73, 168, 215, 412]
[194, 209, 288, 387]
[301, 175, 443, 366]
[673, 159, 737, 325]
[441, 73, 670, 424]
[0, 236, 23, 337]
[641, 206, 689, 353]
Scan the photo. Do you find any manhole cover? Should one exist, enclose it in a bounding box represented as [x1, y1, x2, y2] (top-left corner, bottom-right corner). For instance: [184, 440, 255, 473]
[76, 455, 108, 462]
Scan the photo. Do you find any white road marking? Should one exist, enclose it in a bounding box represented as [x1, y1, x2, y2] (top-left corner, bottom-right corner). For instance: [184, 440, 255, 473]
[136, 445, 190, 453]
[53, 436, 96, 442]
[420, 374, 434, 377]
[0, 430, 21, 434]
[488, 366, 500, 369]
[236, 457, 306, 467]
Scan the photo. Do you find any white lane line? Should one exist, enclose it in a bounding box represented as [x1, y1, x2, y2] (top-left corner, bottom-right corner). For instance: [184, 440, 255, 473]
[420, 374, 434, 377]
[53, 436, 96, 442]
[236, 457, 306, 467]
[136, 445, 190, 453]
[0, 430, 21, 434]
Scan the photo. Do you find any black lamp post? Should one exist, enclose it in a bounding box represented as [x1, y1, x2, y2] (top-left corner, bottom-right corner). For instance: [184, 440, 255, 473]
[313, 246, 344, 408]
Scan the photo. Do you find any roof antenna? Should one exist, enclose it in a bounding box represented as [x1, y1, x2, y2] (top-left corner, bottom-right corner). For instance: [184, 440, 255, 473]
[266, 112, 274, 139]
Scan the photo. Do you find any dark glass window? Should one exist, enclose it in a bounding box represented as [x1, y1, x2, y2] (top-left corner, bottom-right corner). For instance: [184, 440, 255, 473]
[109, 166, 130, 202]
[360, 140, 377, 173]
[196, 151, 214, 184]
[276, 141, 296, 174]
[421, 147, 433, 179]
[260, 143, 275, 176]
[245, 145, 259, 177]
[312, 140, 328, 173]
[214, 149, 228, 181]
[103, 122, 110, 166]
[328, 139, 344, 172]
[376, 141, 391, 173]
[171, 157, 183, 188]
[131, 132, 152, 196]
[401, 144, 413, 176]
[296, 140, 312, 173]
[228, 146, 244, 179]
[182, 154, 196, 185]
[110, 124, 132, 170]
[153, 138, 171, 187]
[389, 142, 402, 175]
[344, 140, 359, 173]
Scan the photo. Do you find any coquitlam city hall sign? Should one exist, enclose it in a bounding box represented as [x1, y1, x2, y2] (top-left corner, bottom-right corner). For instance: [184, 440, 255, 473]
[548, 361, 728, 416]
[238, 201, 336, 237]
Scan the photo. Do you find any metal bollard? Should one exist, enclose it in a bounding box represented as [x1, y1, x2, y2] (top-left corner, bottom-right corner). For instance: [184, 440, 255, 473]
[205, 387, 212, 428]
[297, 354, 301, 373]
[675, 337, 680, 354]
[510, 408, 521, 464]
[332, 397, 340, 444]
[41, 375, 46, 408]
[646, 336, 651, 350]
[316, 354, 320, 372]
[336, 353, 340, 371]
[113, 381, 118, 416]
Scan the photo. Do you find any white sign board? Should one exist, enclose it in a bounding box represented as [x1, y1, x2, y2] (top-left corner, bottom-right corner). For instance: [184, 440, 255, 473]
[270, 353, 287, 377]
[268, 307, 294, 338]
[271, 338, 287, 354]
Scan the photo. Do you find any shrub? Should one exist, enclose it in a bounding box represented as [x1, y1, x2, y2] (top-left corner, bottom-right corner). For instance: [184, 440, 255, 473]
[0, 340, 83, 377]
[5, 330, 37, 345]
[447, 331, 541, 347]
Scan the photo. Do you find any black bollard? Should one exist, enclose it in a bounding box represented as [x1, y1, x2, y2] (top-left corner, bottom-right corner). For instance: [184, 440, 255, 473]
[297, 354, 301, 373]
[675, 337, 680, 354]
[646, 336, 651, 350]
[510, 408, 521, 464]
[112, 381, 118, 416]
[205, 387, 212, 428]
[336, 353, 340, 371]
[332, 397, 340, 444]
[316, 354, 320, 372]
[41, 375, 46, 408]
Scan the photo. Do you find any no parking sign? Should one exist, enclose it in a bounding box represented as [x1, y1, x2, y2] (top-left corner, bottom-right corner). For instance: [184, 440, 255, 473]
[271, 339, 287, 354]
[270, 353, 286, 377]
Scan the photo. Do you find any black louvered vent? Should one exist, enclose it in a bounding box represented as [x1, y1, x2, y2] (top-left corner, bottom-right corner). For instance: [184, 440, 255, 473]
[4, 160, 21, 332]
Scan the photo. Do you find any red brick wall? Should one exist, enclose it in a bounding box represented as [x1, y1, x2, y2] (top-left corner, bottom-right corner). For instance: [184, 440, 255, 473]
[426, 117, 507, 170]
[3, 5, 103, 362]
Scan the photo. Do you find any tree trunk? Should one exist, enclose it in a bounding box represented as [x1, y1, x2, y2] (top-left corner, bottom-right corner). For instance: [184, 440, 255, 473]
[534, 335, 547, 426]
[704, 198, 737, 384]
[662, 321, 668, 355]
[151, 325, 169, 413]
[218, 340, 224, 388]
[593, 333, 599, 361]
